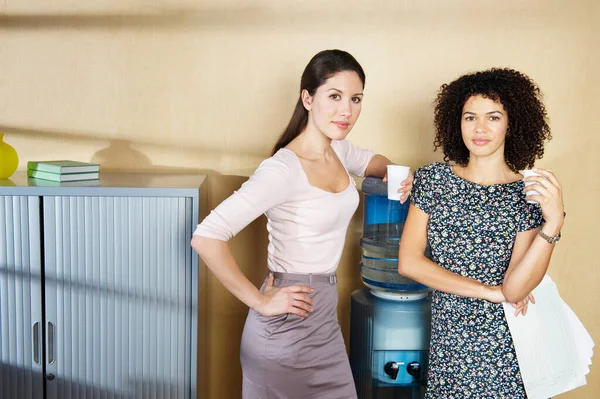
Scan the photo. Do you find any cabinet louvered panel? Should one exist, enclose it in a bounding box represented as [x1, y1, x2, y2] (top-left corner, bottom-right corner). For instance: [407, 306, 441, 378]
[0, 196, 44, 399]
[43, 196, 193, 399]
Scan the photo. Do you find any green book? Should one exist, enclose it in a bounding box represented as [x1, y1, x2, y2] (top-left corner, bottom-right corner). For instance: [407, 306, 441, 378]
[27, 160, 100, 174]
[28, 178, 100, 187]
[27, 169, 99, 182]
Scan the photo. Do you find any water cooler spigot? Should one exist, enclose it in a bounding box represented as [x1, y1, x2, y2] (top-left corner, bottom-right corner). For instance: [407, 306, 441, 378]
[384, 361, 402, 380]
[407, 361, 422, 380]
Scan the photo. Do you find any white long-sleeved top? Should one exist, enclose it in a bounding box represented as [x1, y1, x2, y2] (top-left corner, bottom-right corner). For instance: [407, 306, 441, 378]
[193, 139, 374, 274]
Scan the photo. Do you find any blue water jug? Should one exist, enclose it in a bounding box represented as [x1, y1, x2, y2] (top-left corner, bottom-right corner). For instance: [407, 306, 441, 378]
[360, 177, 429, 293]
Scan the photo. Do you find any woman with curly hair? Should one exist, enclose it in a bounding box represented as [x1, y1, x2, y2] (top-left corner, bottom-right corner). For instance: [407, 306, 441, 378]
[398, 68, 565, 398]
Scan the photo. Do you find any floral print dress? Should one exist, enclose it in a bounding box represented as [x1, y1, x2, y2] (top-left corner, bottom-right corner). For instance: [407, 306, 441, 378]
[411, 162, 543, 399]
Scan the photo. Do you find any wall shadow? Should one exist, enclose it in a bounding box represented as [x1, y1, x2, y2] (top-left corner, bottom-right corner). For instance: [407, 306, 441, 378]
[0, 124, 268, 161]
[0, 5, 583, 32]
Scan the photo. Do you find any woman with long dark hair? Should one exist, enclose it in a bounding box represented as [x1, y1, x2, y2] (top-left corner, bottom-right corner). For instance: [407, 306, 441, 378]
[191, 49, 412, 398]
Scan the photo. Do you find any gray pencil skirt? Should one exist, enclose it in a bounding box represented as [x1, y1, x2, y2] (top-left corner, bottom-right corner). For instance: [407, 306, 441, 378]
[240, 272, 357, 399]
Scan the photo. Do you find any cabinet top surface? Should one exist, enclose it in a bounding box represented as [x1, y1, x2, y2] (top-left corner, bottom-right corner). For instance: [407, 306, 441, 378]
[0, 171, 206, 196]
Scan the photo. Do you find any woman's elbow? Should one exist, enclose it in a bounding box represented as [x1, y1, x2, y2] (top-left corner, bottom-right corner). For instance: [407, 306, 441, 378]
[191, 235, 212, 258]
[397, 252, 415, 278]
[502, 285, 525, 304]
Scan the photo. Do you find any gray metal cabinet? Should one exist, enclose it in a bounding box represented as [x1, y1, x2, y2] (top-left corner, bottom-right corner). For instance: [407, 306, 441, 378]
[0, 172, 204, 399]
[0, 195, 44, 399]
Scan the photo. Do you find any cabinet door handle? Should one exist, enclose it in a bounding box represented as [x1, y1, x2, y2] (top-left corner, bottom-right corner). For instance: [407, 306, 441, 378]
[47, 321, 55, 365]
[32, 322, 41, 365]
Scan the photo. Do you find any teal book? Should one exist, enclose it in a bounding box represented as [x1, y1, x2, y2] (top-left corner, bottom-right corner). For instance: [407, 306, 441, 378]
[27, 169, 99, 182]
[27, 160, 100, 174]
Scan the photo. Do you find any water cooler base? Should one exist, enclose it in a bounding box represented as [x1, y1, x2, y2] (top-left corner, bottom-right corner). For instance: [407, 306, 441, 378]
[349, 288, 431, 399]
[371, 383, 425, 399]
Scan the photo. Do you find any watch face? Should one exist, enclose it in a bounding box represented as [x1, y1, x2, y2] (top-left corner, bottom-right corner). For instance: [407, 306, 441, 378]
[553, 232, 561, 243]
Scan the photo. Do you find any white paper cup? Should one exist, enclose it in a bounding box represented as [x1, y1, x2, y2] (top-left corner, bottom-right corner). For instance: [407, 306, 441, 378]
[387, 165, 410, 201]
[522, 169, 542, 204]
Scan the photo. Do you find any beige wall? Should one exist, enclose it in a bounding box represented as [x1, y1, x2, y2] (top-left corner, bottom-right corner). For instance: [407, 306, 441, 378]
[1, 1, 598, 398]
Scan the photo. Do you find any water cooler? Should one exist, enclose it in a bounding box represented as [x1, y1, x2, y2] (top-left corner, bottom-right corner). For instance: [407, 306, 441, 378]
[349, 177, 432, 399]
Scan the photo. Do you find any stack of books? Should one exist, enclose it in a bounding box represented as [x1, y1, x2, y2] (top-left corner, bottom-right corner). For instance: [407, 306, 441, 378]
[27, 160, 100, 184]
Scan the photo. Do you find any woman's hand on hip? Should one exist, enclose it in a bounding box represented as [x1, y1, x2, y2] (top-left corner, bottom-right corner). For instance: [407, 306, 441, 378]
[255, 273, 314, 317]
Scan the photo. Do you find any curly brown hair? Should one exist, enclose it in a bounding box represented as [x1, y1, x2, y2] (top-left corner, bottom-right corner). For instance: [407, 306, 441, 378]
[433, 68, 551, 171]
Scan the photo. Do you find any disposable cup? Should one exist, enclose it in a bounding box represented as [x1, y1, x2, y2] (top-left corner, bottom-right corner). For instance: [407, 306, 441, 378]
[522, 169, 542, 204]
[387, 165, 410, 201]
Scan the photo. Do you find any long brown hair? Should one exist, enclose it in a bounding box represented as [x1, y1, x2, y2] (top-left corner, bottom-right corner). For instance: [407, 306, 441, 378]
[271, 50, 366, 155]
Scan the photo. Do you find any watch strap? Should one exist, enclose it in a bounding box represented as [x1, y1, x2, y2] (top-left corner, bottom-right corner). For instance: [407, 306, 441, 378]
[538, 225, 561, 244]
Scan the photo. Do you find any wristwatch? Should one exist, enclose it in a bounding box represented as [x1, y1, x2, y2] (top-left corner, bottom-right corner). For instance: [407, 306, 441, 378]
[538, 225, 561, 244]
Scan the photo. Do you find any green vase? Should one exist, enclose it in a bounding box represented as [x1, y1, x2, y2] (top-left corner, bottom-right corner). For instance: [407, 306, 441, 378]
[0, 133, 19, 179]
